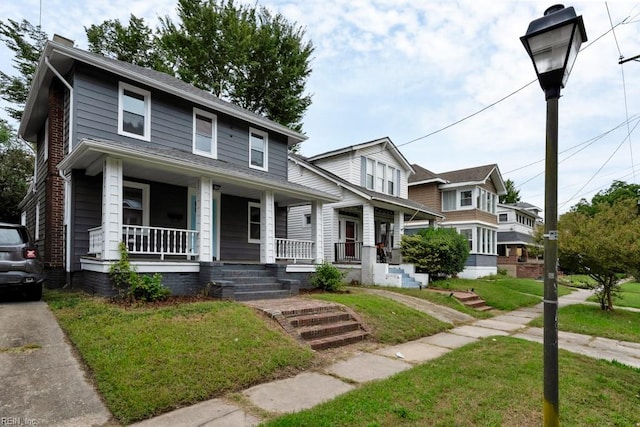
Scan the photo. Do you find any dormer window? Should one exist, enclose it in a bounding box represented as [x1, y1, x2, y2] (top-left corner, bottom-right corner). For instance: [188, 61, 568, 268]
[362, 157, 400, 196]
[118, 82, 151, 141]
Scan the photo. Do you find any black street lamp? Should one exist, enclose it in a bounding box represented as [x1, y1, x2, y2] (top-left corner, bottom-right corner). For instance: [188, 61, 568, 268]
[521, 4, 587, 426]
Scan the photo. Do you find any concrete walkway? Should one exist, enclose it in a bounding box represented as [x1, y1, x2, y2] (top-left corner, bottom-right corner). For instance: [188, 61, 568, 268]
[136, 287, 640, 426]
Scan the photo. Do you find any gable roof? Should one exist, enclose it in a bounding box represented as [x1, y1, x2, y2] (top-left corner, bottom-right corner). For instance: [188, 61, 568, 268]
[409, 163, 507, 195]
[19, 39, 306, 146]
[289, 153, 443, 219]
[307, 137, 415, 173]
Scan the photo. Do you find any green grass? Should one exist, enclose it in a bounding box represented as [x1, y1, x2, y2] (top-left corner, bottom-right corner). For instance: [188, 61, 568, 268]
[529, 303, 640, 343]
[586, 281, 640, 309]
[265, 337, 640, 426]
[374, 286, 493, 319]
[308, 292, 451, 344]
[429, 277, 573, 311]
[44, 290, 314, 424]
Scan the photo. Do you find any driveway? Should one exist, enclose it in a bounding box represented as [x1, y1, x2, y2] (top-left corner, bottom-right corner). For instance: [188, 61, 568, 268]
[0, 296, 112, 426]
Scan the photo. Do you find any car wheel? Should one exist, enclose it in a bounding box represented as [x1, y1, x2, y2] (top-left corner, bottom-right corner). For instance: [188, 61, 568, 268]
[28, 284, 43, 301]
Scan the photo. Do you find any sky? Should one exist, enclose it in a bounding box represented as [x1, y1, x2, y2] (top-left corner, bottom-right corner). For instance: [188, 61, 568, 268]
[1, 0, 639, 215]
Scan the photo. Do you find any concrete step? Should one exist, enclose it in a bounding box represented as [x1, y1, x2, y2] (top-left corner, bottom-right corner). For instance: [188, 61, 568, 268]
[307, 329, 370, 350]
[233, 289, 292, 301]
[233, 283, 284, 291]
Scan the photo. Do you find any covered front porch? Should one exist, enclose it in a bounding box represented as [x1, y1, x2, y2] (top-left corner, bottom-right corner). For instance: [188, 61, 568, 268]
[58, 139, 338, 295]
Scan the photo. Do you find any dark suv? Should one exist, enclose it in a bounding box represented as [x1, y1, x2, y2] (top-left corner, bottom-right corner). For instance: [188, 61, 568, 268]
[0, 222, 45, 300]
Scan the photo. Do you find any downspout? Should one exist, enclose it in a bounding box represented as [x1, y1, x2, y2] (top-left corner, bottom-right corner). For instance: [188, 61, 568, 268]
[46, 56, 74, 284]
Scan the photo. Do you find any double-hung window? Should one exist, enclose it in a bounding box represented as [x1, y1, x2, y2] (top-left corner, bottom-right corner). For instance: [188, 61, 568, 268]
[460, 190, 473, 207]
[248, 202, 261, 243]
[442, 190, 456, 211]
[249, 128, 268, 170]
[193, 108, 217, 158]
[376, 162, 386, 192]
[365, 159, 375, 190]
[123, 181, 150, 226]
[387, 166, 397, 195]
[118, 82, 151, 141]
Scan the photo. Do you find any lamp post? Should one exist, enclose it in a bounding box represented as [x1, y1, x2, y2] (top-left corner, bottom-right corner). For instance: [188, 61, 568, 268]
[521, 5, 587, 426]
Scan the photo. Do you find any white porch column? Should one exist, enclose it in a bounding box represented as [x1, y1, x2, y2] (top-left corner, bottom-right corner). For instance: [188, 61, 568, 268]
[260, 190, 275, 263]
[393, 210, 405, 263]
[311, 200, 324, 263]
[101, 157, 122, 260]
[361, 203, 376, 284]
[197, 176, 213, 261]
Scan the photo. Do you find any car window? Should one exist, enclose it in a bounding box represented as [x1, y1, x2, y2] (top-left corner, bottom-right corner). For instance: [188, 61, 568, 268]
[0, 228, 28, 245]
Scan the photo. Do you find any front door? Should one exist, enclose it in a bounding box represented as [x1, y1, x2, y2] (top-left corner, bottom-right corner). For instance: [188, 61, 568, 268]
[345, 220, 356, 258]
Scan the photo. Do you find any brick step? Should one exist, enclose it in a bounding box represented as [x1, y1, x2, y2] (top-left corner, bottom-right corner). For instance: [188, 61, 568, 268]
[297, 320, 362, 340]
[307, 329, 370, 351]
[288, 311, 352, 328]
[233, 289, 292, 301]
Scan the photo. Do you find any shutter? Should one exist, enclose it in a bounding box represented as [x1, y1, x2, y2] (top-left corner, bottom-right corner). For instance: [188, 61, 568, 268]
[361, 156, 367, 187]
[396, 169, 401, 196]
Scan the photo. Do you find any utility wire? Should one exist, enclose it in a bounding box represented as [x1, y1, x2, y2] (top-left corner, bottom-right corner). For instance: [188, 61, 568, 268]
[607, 2, 637, 182]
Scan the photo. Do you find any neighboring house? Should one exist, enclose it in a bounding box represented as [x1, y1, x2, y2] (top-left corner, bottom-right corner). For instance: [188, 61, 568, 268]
[497, 202, 543, 278]
[407, 163, 507, 279]
[288, 137, 442, 286]
[18, 35, 338, 297]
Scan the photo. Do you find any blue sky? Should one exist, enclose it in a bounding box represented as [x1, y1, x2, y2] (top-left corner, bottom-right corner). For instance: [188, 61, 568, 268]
[1, 0, 639, 214]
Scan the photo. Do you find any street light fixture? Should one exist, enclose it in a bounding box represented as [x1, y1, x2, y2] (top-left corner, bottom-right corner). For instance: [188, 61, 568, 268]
[521, 5, 587, 427]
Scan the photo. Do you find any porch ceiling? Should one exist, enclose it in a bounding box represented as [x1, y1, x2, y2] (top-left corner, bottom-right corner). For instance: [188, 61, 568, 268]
[60, 138, 339, 206]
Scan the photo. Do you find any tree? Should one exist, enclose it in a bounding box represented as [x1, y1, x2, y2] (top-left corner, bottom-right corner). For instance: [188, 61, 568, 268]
[499, 179, 521, 204]
[559, 199, 640, 311]
[572, 180, 640, 216]
[0, 120, 34, 223]
[0, 19, 47, 122]
[86, 15, 170, 72]
[400, 228, 470, 280]
[87, 0, 314, 132]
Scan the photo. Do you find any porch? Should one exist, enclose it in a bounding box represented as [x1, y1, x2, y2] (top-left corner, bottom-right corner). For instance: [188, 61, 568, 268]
[88, 225, 316, 263]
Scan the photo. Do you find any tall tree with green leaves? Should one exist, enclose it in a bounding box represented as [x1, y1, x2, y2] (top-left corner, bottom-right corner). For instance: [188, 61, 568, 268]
[0, 19, 47, 122]
[85, 15, 170, 73]
[559, 199, 640, 310]
[87, 0, 314, 132]
[572, 180, 640, 216]
[499, 179, 521, 204]
[0, 120, 34, 222]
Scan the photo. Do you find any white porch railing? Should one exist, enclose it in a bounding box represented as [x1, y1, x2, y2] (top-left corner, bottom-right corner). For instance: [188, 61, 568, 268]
[88, 226, 199, 259]
[275, 238, 314, 262]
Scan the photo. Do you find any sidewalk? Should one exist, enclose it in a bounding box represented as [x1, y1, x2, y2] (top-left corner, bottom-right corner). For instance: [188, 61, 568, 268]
[131, 288, 640, 427]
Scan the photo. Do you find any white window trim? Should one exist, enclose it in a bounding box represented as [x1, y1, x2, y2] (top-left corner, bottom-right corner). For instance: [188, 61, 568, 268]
[123, 180, 150, 226]
[43, 118, 49, 161]
[118, 82, 151, 142]
[35, 203, 40, 240]
[248, 201, 261, 244]
[192, 107, 217, 158]
[249, 127, 268, 171]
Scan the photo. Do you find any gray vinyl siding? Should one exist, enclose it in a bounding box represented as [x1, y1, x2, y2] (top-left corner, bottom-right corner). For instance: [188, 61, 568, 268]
[465, 254, 497, 267]
[72, 65, 288, 180]
[71, 172, 102, 271]
[220, 194, 259, 261]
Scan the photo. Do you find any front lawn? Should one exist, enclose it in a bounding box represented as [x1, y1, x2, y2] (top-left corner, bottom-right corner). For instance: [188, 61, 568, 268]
[529, 303, 640, 343]
[265, 337, 640, 426]
[308, 291, 451, 344]
[45, 290, 314, 424]
[429, 277, 572, 311]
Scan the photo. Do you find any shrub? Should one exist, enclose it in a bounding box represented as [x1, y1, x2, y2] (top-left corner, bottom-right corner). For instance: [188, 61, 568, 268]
[400, 228, 470, 280]
[109, 242, 170, 302]
[310, 262, 345, 292]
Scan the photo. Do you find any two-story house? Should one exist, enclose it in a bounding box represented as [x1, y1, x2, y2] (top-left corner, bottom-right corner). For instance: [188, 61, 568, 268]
[18, 36, 338, 298]
[407, 163, 507, 279]
[288, 138, 442, 286]
[497, 202, 543, 278]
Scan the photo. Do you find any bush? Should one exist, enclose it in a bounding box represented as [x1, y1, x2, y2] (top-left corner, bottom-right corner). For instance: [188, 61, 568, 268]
[400, 228, 470, 280]
[310, 262, 345, 292]
[109, 242, 170, 302]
